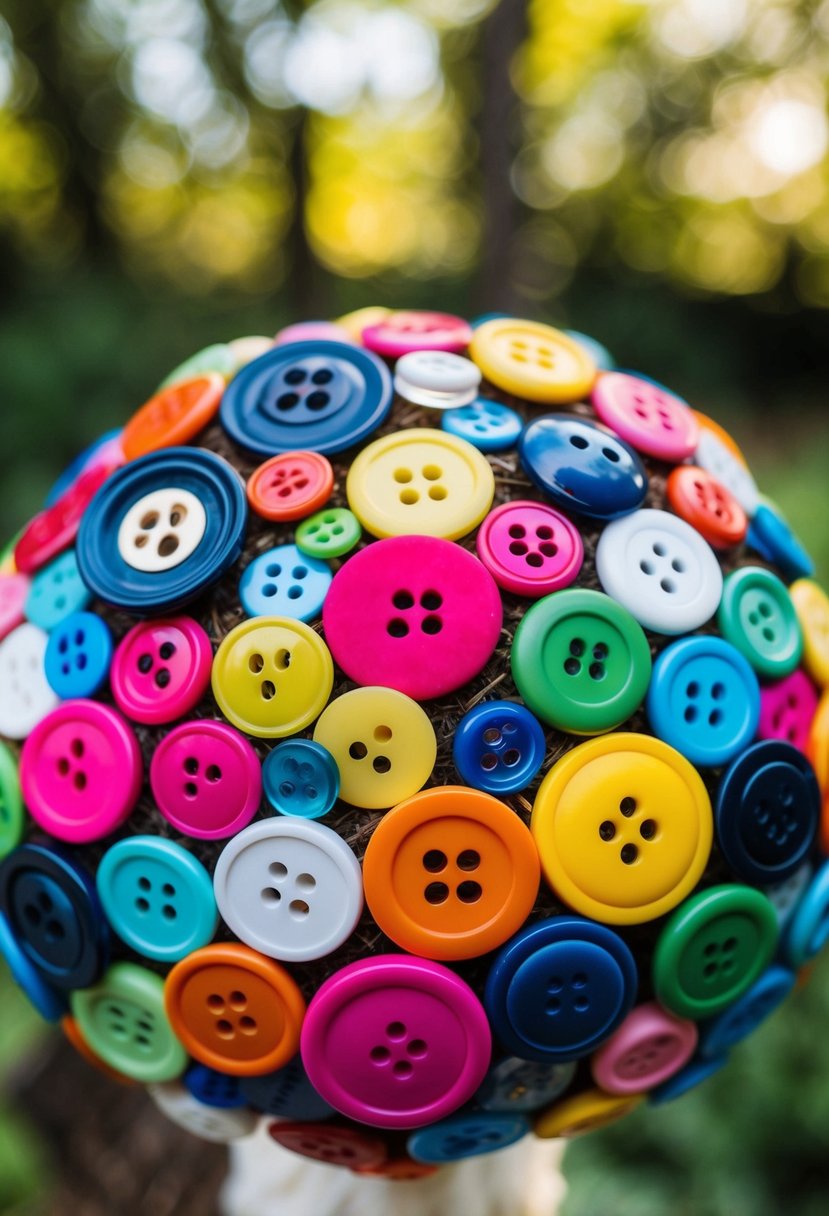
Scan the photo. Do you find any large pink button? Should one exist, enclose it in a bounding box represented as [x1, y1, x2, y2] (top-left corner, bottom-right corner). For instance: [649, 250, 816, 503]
[322, 535, 503, 701]
[362, 311, 472, 358]
[590, 1001, 697, 1095]
[300, 955, 492, 1130]
[15, 457, 123, 575]
[20, 700, 142, 843]
[591, 372, 699, 462]
[758, 669, 818, 753]
[0, 573, 30, 641]
[111, 618, 213, 725]
[150, 719, 262, 840]
[476, 500, 583, 598]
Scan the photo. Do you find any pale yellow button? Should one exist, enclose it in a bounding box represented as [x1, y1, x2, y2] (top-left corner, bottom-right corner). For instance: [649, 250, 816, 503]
[227, 336, 274, 371]
[535, 1089, 643, 1139]
[469, 318, 596, 404]
[336, 306, 391, 344]
[791, 579, 829, 687]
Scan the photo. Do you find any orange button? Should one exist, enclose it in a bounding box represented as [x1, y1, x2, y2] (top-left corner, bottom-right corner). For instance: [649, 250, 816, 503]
[164, 943, 305, 1076]
[122, 374, 225, 460]
[534, 1088, 643, 1139]
[807, 689, 829, 793]
[246, 451, 334, 522]
[61, 1015, 137, 1086]
[353, 1159, 439, 1180]
[666, 465, 747, 550]
[362, 785, 540, 961]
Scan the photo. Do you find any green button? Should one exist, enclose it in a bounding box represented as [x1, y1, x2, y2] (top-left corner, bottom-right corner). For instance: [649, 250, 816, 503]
[717, 566, 802, 679]
[296, 507, 362, 559]
[653, 884, 778, 1019]
[510, 588, 652, 734]
[0, 742, 23, 859]
[71, 962, 188, 1083]
[159, 343, 237, 389]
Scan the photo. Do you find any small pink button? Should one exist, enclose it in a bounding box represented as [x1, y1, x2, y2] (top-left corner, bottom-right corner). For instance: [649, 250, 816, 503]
[0, 574, 30, 642]
[150, 719, 262, 840]
[14, 457, 123, 575]
[322, 535, 503, 701]
[111, 617, 213, 725]
[476, 500, 584, 598]
[300, 955, 492, 1130]
[591, 372, 699, 462]
[20, 700, 142, 843]
[758, 669, 818, 753]
[362, 311, 472, 358]
[590, 1001, 698, 1095]
[274, 321, 356, 346]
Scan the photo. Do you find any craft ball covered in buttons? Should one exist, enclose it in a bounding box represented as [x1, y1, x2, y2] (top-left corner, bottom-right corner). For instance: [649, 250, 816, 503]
[0, 306, 826, 1168]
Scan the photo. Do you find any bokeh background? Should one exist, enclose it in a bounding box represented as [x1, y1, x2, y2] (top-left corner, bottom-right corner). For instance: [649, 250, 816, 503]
[1, 0, 829, 1212]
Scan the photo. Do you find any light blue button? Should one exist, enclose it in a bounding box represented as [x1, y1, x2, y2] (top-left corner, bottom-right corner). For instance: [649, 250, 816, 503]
[0, 909, 66, 1022]
[239, 543, 332, 621]
[407, 1111, 530, 1163]
[698, 965, 795, 1059]
[44, 611, 113, 699]
[475, 1056, 576, 1113]
[649, 1055, 727, 1105]
[748, 503, 814, 583]
[263, 739, 340, 819]
[562, 330, 615, 371]
[442, 397, 523, 452]
[780, 859, 829, 968]
[25, 549, 91, 631]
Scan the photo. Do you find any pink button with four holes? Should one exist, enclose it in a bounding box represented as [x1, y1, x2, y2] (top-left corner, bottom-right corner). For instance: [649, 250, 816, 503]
[758, 668, 818, 753]
[590, 1001, 698, 1095]
[150, 719, 262, 840]
[0, 573, 30, 642]
[20, 700, 142, 843]
[476, 500, 584, 598]
[111, 617, 213, 725]
[362, 312, 473, 358]
[591, 372, 699, 463]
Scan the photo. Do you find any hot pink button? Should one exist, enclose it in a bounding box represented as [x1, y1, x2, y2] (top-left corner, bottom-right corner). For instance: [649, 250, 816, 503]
[111, 617, 213, 725]
[322, 535, 503, 701]
[20, 700, 142, 843]
[590, 1001, 698, 1095]
[150, 719, 262, 840]
[274, 321, 356, 346]
[362, 311, 472, 358]
[591, 372, 699, 462]
[476, 500, 584, 598]
[0, 573, 30, 641]
[758, 669, 818, 753]
[14, 456, 123, 575]
[300, 955, 492, 1130]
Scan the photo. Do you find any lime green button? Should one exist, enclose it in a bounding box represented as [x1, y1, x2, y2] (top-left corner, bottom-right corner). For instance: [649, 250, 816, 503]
[70, 962, 188, 1083]
[717, 567, 802, 679]
[652, 884, 778, 1019]
[511, 588, 652, 735]
[0, 742, 23, 859]
[296, 507, 362, 559]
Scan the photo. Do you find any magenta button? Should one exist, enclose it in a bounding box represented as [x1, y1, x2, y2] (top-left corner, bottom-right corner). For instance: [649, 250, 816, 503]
[0, 574, 30, 642]
[322, 535, 503, 701]
[758, 669, 818, 753]
[150, 719, 262, 840]
[590, 1001, 698, 1095]
[362, 311, 472, 358]
[476, 500, 583, 598]
[300, 955, 492, 1130]
[20, 700, 142, 843]
[111, 617, 213, 726]
[591, 372, 699, 463]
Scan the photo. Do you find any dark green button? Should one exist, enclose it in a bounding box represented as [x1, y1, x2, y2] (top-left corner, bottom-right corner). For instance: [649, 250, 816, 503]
[511, 588, 652, 734]
[296, 507, 362, 559]
[717, 566, 802, 679]
[0, 742, 23, 859]
[653, 884, 778, 1019]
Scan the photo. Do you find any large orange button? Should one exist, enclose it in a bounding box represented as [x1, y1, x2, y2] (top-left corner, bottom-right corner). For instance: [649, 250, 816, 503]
[362, 785, 540, 961]
[122, 374, 225, 460]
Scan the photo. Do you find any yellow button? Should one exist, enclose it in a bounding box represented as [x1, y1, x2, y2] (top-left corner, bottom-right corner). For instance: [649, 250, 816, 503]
[346, 428, 494, 540]
[212, 617, 334, 739]
[534, 1089, 643, 1139]
[531, 734, 713, 926]
[336, 306, 391, 343]
[808, 689, 829, 792]
[313, 686, 436, 809]
[469, 319, 596, 404]
[791, 579, 829, 687]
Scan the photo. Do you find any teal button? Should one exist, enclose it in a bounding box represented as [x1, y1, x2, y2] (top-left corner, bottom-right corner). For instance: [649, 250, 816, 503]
[0, 742, 24, 859]
[296, 508, 362, 560]
[717, 566, 802, 679]
[25, 549, 91, 631]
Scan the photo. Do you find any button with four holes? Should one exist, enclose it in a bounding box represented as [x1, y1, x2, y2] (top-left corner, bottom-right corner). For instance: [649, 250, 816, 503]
[698, 965, 795, 1059]
[0, 909, 66, 1021]
[519, 414, 647, 520]
[184, 1064, 247, 1109]
[393, 351, 481, 409]
[695, 426, 760, 517]
[150, 719, 262, 840]
[470, 319, 596, 403]
[475, 1056, 576, 1114]
[363, 310, 472, 357]
[15, 458, 121, 575]
[246, 451, 334, 522]
[268, 1121, 387, 1169]
[0, 572, 29, 642]
[747, 502, 814, 582]
[758, 669, 817, 751]
[240, 1054, 335, 1119]
[262, 738, 340, 819]
[590, 1002, 698, 1095]
[591, 372, 698, 462]
[666, 465, 748, 550]
[534, 1089, 643, 1139]
[791, 579, 829, 687]
[407, 1111, 530, 1164]
[0, 623, 59, 740]
[239, 544, 331, 622]
[0, 742, 24, 859]
[295, 507, 361, 560]
[44, 611, 113, 700]
[122, 373, 225, 460]
[718, 567, 803, 679]
[148, 1082, 258, 1142]
[452, 701, 546, 795]
[442, 398, 523, 452]
[110, 617, 214, 725]
[25, 549, 91, 631]
[780, 860, 829, 967]
[476, 501, 584, 598]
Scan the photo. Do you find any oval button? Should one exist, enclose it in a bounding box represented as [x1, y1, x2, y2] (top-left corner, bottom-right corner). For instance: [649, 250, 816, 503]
[15, 459, 121, 576]
[469, 319, 596, 403]
[149, 1082, 257, 1142]
[780, 860, 829, 967]
[476, 500, 584, 598]
[240, 1055, 335, 1120]
[268, 1121, 387, 1170]
[666, 465, 748, 550]
[442, 398, 523, 452]
[519, 415, 647, 520]
[150, 719, 262, 840]
[590, 1002, 697, 1095]
[717, 566, 803, 679]
[295, 507, 361, 560]
[0, 910, 66, 1021]
[25, 548, 91, 631]
[697, 965, 795, 1059]
[122, 373, 224, 460]
[394, 350, 481, 410]
[0, 573, 29, 642]
[0, 742, 24, 860]
[535, 1089, 643, 1139]
[591, 372, 698, 461]
[694, 426, 760, 516]
[452, 701, 546, 795]
[747, 502, 814, 582]
[406, 1112, 529, 1164]
[110, 616, 213, 725]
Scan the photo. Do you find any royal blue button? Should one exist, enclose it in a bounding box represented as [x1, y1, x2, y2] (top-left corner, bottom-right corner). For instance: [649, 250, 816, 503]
[442, 398, 523, 452]
[220, 340, 393, 457]
[25, 550, 91, 631]
[45, 430, 123, 508]
[780, 860, 829, 967]
[563, 330, 615, 371]
[262, 738, 340, 820]
[484, 917, 638, 1063]
[716, 741, 820, 885]
[239, 1054, 335, 1119]
[519, 415, 647, 521]
[647, 636, 760, 768]
[44, 611, 113, 700]
[475, 1056, 576, 1114]
[184, 1064, 247, 1109]
[697, 965, 795, 1059]
[649, 1055, 727, 1105]
[747, 503, 814, 583]
[453, 701, 546, 795]
[407, 1111, 530, 1164]
[0, 909, 66, 1021]
[239, 544, 332, 623]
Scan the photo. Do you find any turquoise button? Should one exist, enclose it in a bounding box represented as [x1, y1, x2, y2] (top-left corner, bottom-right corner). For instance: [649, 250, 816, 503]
[717, 567, 802, 679]
[25, 549, 91, 632]
[262, 738, 340, 819]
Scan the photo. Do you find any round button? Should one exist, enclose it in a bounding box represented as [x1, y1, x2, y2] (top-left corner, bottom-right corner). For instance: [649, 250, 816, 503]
[717, 567, 803, 678]
[484, 917, 638, 1063]
[590, 1002, 698, 1095]
[160, 342, 237, 388]
[110, 616, 213, 725]
[591, 372, 698, 461]
[220, 340, 393, 456]
[407, 1111, 529, 1164]
[563, 329, 615, 371]
[666, 465, 748, 550]
[0, 573, 29, 641]
[300, 954, 492, 1129]
[116, 487, 207, 572]
[44, 429, 124, 509]
[184, 1064, 247, 1109]
[747, 502, 814, 582]
[0, 741, 24, 859]
[453, 701, 546, 795]
[246, 451, 334, 522]
[165, 943, 306, 1076]
[262, 738, 340, 819]
[275, 320, 355, 345]
[393, 351, 481, 409]
[476, 500, 584, 598]
[758, 669, 817, 751]
[44, 611, 113, 700]
[362, 310, 472, 357]
[791, 579, 829, 687]
[227, 335, 275, 368]
[511, 589, 651, 735]
[697, 965, 795, 1059]
[353, 1158, 437, 1180]
[649, 1055, 727, 1105]
[312, 687, 436, 810]
[150, 719, 262, 840]
[764, 861, 813, 930]
[213, 818, 363, 963]
[149, 1082, 258, 1142]
[122, 373, 224, 460]
[363, 785, 540, 962]
[780, 860, 829, 967]
[268, 1121, 387, 1169]
[296, 506, 361, 560]
[695, 426, 760, 517]
[652, 884, 778, 1019]
[0, 623, 59, 739]
[25, 548, 91, 631]
[519, 415, 647, 520]
[475, 1056, 576, 1114]
[239, 544, 331, 622]
[809, 689, 829, 792]
[322, 535, 502, 701]
[239, 1055, 335, 1119]
[646, 636, 760, 768]
[346, 428, 494, 540]
[693, 410, 749, 465]
[336, 304, 390, 341]
[15, 458, 121, 575]
[0, 910, 65, 1021]
[212, 617, 334, 739]
[64, 1014, 139, 1084]
[532, 733, 713, 926]
[21, 700, 142, 843]
[469, 319, 596, 403]
[442, 398, 523, 452]
[96, 836, 218, 963]
[534, 1089, 643, 1139]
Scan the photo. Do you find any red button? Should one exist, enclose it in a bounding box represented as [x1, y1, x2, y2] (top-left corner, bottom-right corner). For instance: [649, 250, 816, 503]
[246, 451, 334, 522]
[110, 617, 214, 725]
[15, 458, 123, 575]
[666, 466, 748, 550]
[267, 1122, 388, 1169]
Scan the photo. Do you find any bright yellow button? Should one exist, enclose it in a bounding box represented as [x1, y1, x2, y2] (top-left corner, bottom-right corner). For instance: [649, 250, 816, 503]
[212, 617, 334, 739]
[534, 1089, 643, 1139]
[808, 689, 829, 792]
[532, 733, 713, 926]
[336, 305, 391, 343]
[791, 579, 829, 687]
[469, 319, 596, 404]
[312, 686, 437, 809]
[346, 428, 495, 540]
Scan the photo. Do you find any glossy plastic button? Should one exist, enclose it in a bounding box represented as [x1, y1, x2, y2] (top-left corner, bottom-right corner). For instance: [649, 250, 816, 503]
[122, 373, 224, 459]
[0, 573, 29, 641]
[239, 544, 331, 622]
[592, 372, 698, 461]
[758, 670, 817, 751]
[116, 486, 207, 572]
[110, 616, 213, 725]
[150, 719, 262, 840]
[519, 415, 647, 521]
[149, 1082, 257, 1142]
[453, 701, 545, 795]
[649, 1056, 727, 1105]
[363, 310, 472, 357]
[476, 501, 583, 598]
[590, 1002, 697, 1095]
[780, 861, 829, 967]
[275, 320, 355, 345]
[717, 567, 803, 679]
[0, 743, 23, 859]
[695, 426, 760, 517]
[393, 351, 480, 409]
[0, 910, 65, 1021]
[407, 1112, 529, 1163]
[534, 1089, 642, 1139]
[336, 304, 390, 340]
[268, 1121, 387, 1169]
[240, 1055, 335, 1119]
[15, 458, 121, 575]
[0, 623, 59, 739]
[791, 579, 829, 687]
[295, 507, 361, 560]
[470, 319, 595, 403]
[442, 398, 523, 452]
[262, 739, 340, 819]
[747, 502, 814, 582]
[698, 965, 795, 1059]
[44, 429, 123, 509]
[246, 451, 334, 522]
[25, 549, 91, 631]
[532, 734, 713, 926]
[475, 1056, 576, 1114]
[160, 342, 237, 388]
[666, 465, 748, 550]
[563, 329, 615, 370]
[44, 611, 113, 700]
[184, 1064, 246, 1109]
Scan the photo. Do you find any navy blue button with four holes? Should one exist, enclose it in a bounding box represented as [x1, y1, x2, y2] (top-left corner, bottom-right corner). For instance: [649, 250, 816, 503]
[519, 415, 647, 521]
[239, 543, 332, 622]
[44, 611, 113, 700]
[453, 701, 546, 795]
[407, 1111, 530, 1164]
[239, 1055, 335, 1119]
[475, 1056, 576, 1113]
[184, 1064, 247, 1109]
[698, 965, 795, 1059]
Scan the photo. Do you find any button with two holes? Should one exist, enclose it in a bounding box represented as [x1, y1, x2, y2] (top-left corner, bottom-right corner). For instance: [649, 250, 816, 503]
[295, 506, 361, 560]
[452, 701, 546, 795]
[239, 543, 331, 622]
[476, 500, 584, 598]
[0, 623, 58, 740]
[407, 1111, 530, 1164]
[717, 566, 803, 679]
[25, 549, 91, 631]
[110, 616, 213, 725]
[263, 738, 340, 819]
[590, 1001, 698, 1095]
[442, 397, 523, 452]
[44, 611, 113, 700]
[474, 1056, 577, 1114]
[519, 414, 647, 520]
[470, 319, 596, 404]
[150, 719, 262, 840]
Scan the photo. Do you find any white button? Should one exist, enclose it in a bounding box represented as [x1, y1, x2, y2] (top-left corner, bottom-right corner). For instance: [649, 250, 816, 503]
[695, 430, 760, 517]
[394, 351, 481, 410]
[116, 487, 207, 573]
[228, 335, 273, 371]
[765, 861, 812, 930]
[213, 819, 363, 963]
[148, 1083, 259, 1142]
[596, 508, 723, 635]
[0, 623, 59, 739]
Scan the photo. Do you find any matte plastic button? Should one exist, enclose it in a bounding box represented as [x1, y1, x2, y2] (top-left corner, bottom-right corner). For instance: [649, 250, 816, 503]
[747, 502, 814, 582]
[263, 739, 340, 819]
[535, 1089, 642, 1139]
[0, 623, 59, 740]
[590, 1002, 697, 1095]
[666, 465, 748, 550]
[110, 616, 213, 725]
[393, 351, 481, 409]
[150, 719, 262, 840]
[25, 549, 91, 631]
[0, 573, 29, 641]
[149, 1082, 257, 1142]
[780, 860, 829, 967]
[697, 965, 795, 1059]
[476, 501, 584, 598]
[407, 1112, 529, 1163]
[649, 1055, 727, 1105]
[758, 670, 817, 751]
[693, 411, 749, 465]
[0, 742, 24, 859]
[475, 1056, 576, 1113]
[363, 310, 472, 357]
[268, 1121, 387, 1169]
[791, 579, 829, 687]
[470, 319, 596, 404]
[0, 910, 66, 1021]
[239, 544, 331, 622]
[15, 458, 121, 575]
[591, 372, 698, 462]
[240, 1055, 335, 1119]
[184, 1064, 247, 1109]
[718, 567, 803, 679]
[352, 1158, 437, 1181]
[453, 701, 546, 795]
[246, 451, 334, 522]
[122, 373, 224, 460]
[695, 427, 760, 517]
[442, 398, 523, 452]
[295, 507, 361, 560]
[44, 611, 113, 700]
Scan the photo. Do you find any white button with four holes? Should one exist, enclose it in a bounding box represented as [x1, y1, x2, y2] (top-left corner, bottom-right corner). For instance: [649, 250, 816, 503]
[0, 623, 59, 740]
[695, 430, 760, 518]
[149, 1082, 259, 1142]
[393, 351, 482, 410]
[116, 487, 207, 573]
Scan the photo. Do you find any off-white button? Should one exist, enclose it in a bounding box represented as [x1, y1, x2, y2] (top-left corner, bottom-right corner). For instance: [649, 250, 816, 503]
[394, 351, 481, 410]
[0, 623, 59, 739]
[117, 487, 207, 573]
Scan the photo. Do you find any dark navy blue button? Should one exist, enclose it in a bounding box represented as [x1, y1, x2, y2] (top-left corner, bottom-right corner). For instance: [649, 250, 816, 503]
[484, 916, 638, 1063]
[748, 503, 814, 583]
[475, 1056, 576, 1113]
[25, 550, 91, 631]
[780, 859, 829, 967]
[407, 1111, 530, 1164]
[220, 341, 393, 457]
[563, 331, 615, 371]
[45, 430, 123, 508]
[442, 398, 523, 452]
[0, 909, 66, 1021]
[649, 1055, 727, 1105]
[453, 701, 546, 795]
[262, 738, 340, 820]
[184, 1064, 247, 1109]
[716, 740, 820, 885]
[519, 415, 647, 521]
[647, 636, 760, 768]
[239, 1054, 335, 1119]
[0, 842, 108, 990]
[44, 611, 113, 699]
[698, 965, 795, 1059]
[239, 544, 331, 622]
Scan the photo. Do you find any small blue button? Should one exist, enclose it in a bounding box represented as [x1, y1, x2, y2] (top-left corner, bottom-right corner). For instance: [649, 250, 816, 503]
[407, 1111, 530, 1164]
[649, 1055, 727, 1105]
[698, 965, 795, 1059]
[25, 550, 91, 632]
[45, 430, 123, 508]
[442, 398, 523, 452]
[239, 544, 332, 622]
[747, 503, 814, 583]
[519, 415, 647, 521]
[453, 701, 546, 795]
[475, 1056, 576, 1113]
[563, 330, 615, 371]
[0, 909, 66, 1021]
[780, 860, 829, 967]
[44, 611, 113, 699]
[239, 1055, 335, 1119]
[262, 739, 340, 820]
[184, 1064, 247, 1109]
[647, 636, 760, 768]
